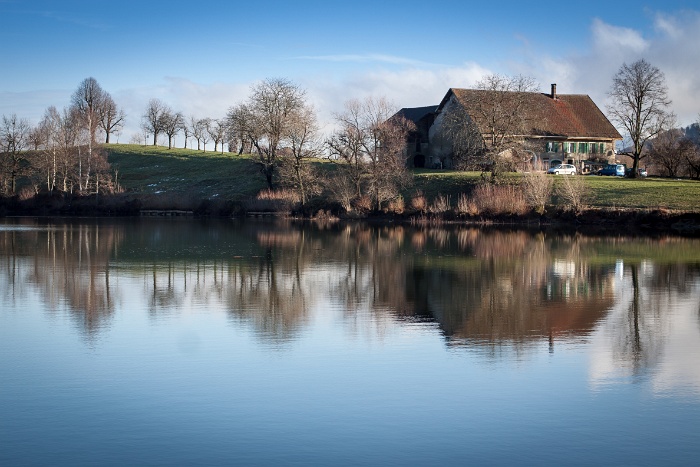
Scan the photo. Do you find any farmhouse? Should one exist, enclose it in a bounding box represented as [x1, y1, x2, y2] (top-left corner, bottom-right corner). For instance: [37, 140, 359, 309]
[398, 84, 622, 173]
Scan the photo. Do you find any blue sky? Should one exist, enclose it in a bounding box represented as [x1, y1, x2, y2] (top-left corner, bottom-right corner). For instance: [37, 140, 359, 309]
[2, 0, 699, 144]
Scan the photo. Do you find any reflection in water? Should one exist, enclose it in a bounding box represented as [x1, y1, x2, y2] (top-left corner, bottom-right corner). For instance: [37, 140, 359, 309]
[1, 218, 700, 390]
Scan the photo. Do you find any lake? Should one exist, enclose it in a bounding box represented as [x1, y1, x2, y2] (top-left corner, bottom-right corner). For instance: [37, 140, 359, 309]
[1, 217, 699, 466]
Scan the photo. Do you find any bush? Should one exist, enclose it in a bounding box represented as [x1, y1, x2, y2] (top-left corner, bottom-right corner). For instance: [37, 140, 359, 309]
[456, 193, 479, 216]
[410, 191, 428, 213]
[521, 172, 553, 214]
[554, 175, 588, 213]
[352, 195, 372, 213]
[244, 189, 300, 212]
[387, 195, 405, 214]
[429, 194, 451, 214]
[471, 184, 528, 215]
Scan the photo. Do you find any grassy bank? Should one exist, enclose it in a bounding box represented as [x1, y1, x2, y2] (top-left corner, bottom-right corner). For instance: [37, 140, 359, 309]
[104, 144, 700, 212]
[0, 143, 634, 221]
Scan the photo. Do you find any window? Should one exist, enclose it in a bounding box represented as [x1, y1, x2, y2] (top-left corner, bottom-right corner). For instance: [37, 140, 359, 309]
[599, 143, 605, 154]
[568, 142, 576, 153]
[578, 142, 588, 153]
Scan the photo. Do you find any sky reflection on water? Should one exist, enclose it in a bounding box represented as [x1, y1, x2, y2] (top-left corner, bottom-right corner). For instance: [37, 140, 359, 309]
[1, 218, 699, 465]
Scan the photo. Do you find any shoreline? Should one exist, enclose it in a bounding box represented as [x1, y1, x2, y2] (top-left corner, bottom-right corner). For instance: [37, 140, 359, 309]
[2, 195, 699, 237]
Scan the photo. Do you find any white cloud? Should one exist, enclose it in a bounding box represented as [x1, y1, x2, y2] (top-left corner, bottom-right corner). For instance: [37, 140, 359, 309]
[512, 12, 700, 127]
[591, 18, 649, 54]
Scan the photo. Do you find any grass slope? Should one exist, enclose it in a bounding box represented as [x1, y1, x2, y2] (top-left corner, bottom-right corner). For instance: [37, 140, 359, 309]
[107, 144, 266, 202]
[107, 144, 700, 213]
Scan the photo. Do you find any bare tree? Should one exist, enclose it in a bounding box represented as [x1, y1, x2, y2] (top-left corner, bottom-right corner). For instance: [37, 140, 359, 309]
[37, 106, 63, 192]
[234, 78, 307, 188]
[328, 97, 414, 212]
[71, 77, 105, 145]
[648, 129, 687, 177]
[142, 98, 167, 146]
[207, 118, 228, 153]
[226, 105, 252, 155]
[160, 109, 184, 150]
[28, 125, 45, 151]
[608, 59, 673, 178]
[197, 118, 212, 152]
[98, 94, 125, 144]
[278, 104, 322, 206]
[182, 117, 193, 149]
[190, 116, 203, 150]
[0, 114, 31, 194]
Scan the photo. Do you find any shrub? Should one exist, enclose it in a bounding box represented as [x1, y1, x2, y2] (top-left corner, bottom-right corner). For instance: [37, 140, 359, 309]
[410, 191, 428, 213]
[429, 193, 451, 214]
[456, 193, 479, 216]
[471, 184, 528, 215]
[521, 172, 553, 214]
[554, 175, 588, 213]
[352, 195, 372, 213]
[243, 189, 300, 212]
[387, 195, 405, 215]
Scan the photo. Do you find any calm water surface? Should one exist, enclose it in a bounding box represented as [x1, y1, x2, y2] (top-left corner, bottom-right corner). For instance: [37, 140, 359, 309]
[1, 217, 699, 466]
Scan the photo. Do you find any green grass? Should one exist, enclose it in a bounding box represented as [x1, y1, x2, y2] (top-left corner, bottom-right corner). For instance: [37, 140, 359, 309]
[107, 144, 266, 201]
[106, 144, 700, 213]
[412, 170, 700, 212]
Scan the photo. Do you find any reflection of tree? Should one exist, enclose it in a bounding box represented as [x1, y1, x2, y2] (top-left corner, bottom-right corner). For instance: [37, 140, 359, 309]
[603, 261, 700, 380]
[0, 220, 121, 338]
[3, 218, 700, 368]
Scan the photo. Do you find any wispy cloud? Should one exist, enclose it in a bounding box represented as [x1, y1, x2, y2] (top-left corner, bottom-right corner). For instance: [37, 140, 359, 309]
[293, 53, 440, 67]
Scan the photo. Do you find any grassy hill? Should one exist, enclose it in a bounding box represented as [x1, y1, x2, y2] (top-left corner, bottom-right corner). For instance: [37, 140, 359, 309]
[105, 144, 700, 213]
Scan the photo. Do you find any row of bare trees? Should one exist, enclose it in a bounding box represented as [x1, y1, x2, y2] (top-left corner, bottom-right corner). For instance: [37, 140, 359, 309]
[140, 99, 238, 153]
[225, 78, 415, 210]
[0, 77, 123, 196]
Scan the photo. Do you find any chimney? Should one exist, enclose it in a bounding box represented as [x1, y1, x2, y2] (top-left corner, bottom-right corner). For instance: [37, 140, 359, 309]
[551, 83, 557, 99]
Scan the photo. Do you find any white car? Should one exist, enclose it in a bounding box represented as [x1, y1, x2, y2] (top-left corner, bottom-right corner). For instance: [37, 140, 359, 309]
[547, 164, 577, 175]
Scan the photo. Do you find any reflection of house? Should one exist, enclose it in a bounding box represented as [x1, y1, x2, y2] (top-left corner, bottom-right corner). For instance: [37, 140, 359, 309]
[396, 84, 622, 172]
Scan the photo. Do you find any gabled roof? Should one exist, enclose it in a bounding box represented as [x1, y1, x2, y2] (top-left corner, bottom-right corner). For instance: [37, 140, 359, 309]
[440, 88, 622, 140]
[392, 105, 438, 125]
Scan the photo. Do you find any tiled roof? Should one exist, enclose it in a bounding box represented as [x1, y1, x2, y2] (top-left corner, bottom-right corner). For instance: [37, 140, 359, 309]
[444, 89, 622, 140]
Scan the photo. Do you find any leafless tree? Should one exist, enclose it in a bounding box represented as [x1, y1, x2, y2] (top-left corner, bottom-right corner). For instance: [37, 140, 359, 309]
[72, 78, 108, 189]
[607, 59, 674, 178]
[28, 125, 45, 151]
[160, 109, 184, 150]
[233, 78, 308, 188]
[226, 105, 252, 155]
[182, 117, 193, 149]
[98, 94, 125, 144]
[648, 129, 687, 177]
[37, 106, 63, 192]
[0, 114, 31, 194]
[278, 104, 322, 206]
[197, 118, 212, 152]
[142, 98, 167, 146]
[71, 77, 105, 145]
[327, 97, 414, 212]
[207, 118, 228, 153]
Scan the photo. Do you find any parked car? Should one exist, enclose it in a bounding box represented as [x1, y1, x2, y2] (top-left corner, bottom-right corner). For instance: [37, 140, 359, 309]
[626, 167, 648, 177]
[597, 164, 626, 177]
[547, 164, 577, 175]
